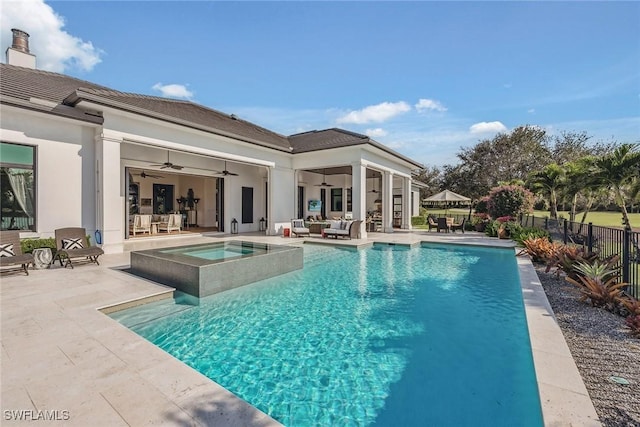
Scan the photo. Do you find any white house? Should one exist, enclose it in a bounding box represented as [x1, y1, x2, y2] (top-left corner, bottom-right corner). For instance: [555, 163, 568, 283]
[0, 29, 424, 253]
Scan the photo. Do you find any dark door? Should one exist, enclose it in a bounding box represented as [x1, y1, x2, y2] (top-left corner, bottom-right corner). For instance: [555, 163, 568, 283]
[216, 178, 224, 232]
[298, 186, 304, 219]
[320, 188, 326, 219]
[153, 184, 174, 215]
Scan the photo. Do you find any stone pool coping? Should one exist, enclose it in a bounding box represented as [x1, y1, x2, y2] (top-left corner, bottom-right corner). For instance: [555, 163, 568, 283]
[0, 231, 600, 426]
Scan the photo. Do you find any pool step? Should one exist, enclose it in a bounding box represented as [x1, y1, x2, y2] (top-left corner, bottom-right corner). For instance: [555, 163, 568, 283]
[109, 298, 195, 329]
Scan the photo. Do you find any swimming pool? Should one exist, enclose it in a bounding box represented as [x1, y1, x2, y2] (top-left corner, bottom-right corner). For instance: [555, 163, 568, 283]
[113, 243, 543, 426]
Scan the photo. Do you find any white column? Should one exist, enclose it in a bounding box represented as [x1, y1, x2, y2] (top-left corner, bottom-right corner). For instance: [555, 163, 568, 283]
[351, 162, 367, 239]
[382, 171, 394, 233]
[402, 177, 412, 229]
[95, 132, 123, 254]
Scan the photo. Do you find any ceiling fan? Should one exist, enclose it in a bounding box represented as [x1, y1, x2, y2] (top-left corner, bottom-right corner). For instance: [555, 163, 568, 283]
[216, 161, 239, 176]
[150, 151, 183, 170]
[315, 169, 333, 187]
[368, 178, 380, 193]
[134, 170, 164, 179]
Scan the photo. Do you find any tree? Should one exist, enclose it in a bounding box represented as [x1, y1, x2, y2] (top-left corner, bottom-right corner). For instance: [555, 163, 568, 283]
[443, 125, 551, 200]
[593, 143, 640, 230]
[412, 166, 441, 200]
[487, 184, 534, 218]
[563, 157, 602, 224]
[527, 163, 566, 219]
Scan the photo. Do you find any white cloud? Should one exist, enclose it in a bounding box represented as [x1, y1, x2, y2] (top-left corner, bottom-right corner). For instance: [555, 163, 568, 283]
[365, 128, 388, 138]
[469, 121, 508, 134]
[415, 98, 447, 113]
[152, 83, 194, 100]
[336, 101, 411, 124]
[1, 0, 103, 73]
[528, 108, 536, 114]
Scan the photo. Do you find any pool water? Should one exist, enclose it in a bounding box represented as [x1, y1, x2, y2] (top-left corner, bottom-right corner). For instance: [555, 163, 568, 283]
[160, 240, 267, 261]
[113, 243, 543, 426]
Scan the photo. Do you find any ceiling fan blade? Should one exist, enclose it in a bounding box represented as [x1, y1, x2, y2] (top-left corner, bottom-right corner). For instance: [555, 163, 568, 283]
[171, 165, 183, 170]
[226, 171, 239, 176]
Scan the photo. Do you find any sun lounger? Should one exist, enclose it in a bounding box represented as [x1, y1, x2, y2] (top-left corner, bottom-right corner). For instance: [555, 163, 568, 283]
[0, 230, 34, 275]
[53, 227, 104, 269]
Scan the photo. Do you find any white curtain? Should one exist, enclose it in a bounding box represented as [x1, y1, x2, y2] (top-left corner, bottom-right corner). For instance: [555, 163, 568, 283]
[6, 168, 34, 219]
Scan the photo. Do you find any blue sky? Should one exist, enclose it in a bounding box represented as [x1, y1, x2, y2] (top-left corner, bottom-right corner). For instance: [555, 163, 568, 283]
[2, 1, 639, 167]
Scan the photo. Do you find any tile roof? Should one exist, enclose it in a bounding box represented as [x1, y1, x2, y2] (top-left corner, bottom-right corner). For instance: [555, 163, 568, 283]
[0, 64, 421, 167]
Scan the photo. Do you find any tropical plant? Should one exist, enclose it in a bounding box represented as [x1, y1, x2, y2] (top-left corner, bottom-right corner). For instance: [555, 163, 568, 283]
[620, 296, 640, 317]
[593, 143, 640, 231]
[513, 228, 551, 247]
[625, 315, 640, 338]
[566, 260, 627, 311]
[527, 163, 566, 219]
[518, 237, 559, 263]
[546, 245, 599, 279]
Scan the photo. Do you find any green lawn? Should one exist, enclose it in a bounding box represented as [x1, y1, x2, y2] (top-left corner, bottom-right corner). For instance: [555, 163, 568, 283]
[417, 208, 640, 230]
[531, 210, 640, 229]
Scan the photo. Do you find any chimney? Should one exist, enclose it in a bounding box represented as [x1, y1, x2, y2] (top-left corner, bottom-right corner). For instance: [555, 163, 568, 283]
[6, 28, 36, 69]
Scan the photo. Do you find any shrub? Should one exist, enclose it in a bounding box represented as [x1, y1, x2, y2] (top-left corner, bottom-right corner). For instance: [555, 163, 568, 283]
[412, 216, 426, 226]
[487, 185, 534, 218]
[20, 237, 56, 254]
[484, 219, 501, 237]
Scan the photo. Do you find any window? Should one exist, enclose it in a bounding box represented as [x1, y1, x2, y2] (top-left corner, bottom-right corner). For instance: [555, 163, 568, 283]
[331, 188, 342, 211]
[1, 142, 36, 231]
[346, 187, 352, 211]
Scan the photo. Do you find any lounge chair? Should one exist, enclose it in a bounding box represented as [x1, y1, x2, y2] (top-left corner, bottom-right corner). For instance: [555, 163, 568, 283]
[53, 227, 104, 269]
[451, 218, 466, 233]
[132, 214, 152, 235]
[291, 219, 310, 237]
[437, 217, 450, 233]
[0, 230, 34, 275]
[427, 217, 438, 231]
[324, 220, 362, 239]
[158, 213, 182, 234]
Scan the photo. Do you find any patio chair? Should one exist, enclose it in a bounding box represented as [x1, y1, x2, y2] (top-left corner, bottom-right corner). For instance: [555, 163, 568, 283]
[158, 213, 182, 234]
[451, 217, 466, 233]
[132, 214, 152, 235]
[437, 217, 450, 233]
[53, 227, 104, 269]
[0, 230, 34, 275]
[427, 216, 438, 231]
[291, 219, 310, 237]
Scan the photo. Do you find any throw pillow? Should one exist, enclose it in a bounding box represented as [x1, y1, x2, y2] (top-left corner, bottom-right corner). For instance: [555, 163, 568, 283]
[0, 243, 15, 257]
[340, 221, 348, 230]
[62, 238, 84, 250]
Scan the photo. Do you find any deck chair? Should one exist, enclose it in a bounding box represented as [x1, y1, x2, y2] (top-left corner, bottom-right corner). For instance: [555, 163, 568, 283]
[0, 230, 34, 275]
[159, 214, 181, 233]
[451, 218, 465, 233]
[53, 227, 104, 269]
[132, 214, 152, 235]
[291, 219, 310, 237]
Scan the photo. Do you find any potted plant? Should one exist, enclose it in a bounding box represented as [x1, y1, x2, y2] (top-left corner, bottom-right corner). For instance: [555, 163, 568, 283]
[472, 213, 490, 232]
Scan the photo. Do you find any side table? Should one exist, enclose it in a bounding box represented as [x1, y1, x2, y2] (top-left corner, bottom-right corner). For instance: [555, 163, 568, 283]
[32, 247, 53, 269]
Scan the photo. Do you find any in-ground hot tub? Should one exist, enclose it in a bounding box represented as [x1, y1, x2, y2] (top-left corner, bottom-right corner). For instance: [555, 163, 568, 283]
[130, 241, 303, 297]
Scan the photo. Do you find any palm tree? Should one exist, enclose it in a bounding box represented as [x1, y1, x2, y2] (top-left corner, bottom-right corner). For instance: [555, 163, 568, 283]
[527, 163, 566, 219]
[593, 143, 640, 230]
[563, 157, 602, 224]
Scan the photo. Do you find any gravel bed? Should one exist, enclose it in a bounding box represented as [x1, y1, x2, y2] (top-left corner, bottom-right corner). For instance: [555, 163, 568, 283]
[535, 266, 640, 426]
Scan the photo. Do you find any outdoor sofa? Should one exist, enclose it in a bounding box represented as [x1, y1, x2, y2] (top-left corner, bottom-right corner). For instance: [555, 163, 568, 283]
[323, 220, 362, 239]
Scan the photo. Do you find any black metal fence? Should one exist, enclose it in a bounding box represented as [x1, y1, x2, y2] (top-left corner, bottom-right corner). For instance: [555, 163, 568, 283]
[521, 214, 640, 299]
